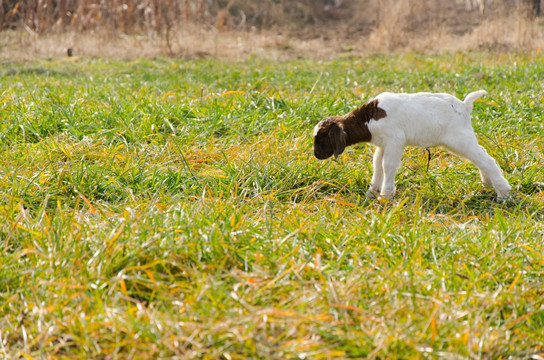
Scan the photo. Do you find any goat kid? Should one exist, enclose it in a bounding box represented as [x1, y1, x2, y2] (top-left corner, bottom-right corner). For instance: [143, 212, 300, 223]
[313, 90, 511, 200]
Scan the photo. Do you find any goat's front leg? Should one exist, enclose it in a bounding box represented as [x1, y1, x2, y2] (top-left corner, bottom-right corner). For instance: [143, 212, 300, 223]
[380, 145, 404, 199]
[366, 147, 384, 199]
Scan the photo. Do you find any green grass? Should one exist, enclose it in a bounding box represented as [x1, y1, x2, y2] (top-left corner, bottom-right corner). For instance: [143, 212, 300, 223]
[1, 52, 544, 359]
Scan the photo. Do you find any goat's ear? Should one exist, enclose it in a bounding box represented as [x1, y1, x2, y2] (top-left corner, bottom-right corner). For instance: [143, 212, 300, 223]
[329, 124, 347, 159]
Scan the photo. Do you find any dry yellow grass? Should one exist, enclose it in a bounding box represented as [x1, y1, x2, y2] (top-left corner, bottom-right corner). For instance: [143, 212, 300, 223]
[1, 19, 542, 62]
[1, 0, 543, 61]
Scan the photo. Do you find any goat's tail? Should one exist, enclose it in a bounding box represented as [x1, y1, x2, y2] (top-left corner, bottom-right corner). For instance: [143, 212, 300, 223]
[463, 90, 487, 112]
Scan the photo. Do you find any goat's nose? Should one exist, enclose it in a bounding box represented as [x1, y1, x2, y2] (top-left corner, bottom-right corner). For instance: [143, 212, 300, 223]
[314, 150, 326, 160]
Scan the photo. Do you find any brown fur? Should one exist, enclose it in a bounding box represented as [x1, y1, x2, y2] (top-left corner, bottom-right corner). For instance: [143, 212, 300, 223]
[313, 99, 387, 159]
[344, 99, 387, 145]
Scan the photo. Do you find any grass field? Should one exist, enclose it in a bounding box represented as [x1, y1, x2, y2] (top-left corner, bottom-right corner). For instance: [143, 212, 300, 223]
[1, 52, 544, 359]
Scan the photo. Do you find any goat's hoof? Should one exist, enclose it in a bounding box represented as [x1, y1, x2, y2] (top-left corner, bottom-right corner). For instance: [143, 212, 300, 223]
[366, 188, 380, 199]
[375, 194, 395, 203]
[379, 189, 396, 200]
[378, 196, 393, 203]
[380, 194, 395, 201]
[496, 191, 516, 203]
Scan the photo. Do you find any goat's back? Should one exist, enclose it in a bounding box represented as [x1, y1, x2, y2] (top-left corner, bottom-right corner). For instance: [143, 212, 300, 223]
[368, 92, 477, 148]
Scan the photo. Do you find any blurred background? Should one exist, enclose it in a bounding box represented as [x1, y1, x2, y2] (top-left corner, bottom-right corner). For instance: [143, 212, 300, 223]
[1, 0, 543, 59]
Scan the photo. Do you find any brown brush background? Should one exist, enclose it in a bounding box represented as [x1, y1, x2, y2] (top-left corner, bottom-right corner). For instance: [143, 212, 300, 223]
[1, 0, 543, 59]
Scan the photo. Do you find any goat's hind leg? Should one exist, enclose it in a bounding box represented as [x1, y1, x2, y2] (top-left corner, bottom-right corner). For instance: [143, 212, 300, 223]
[444, 134, 511, 199]
[366, 147, 384, 199]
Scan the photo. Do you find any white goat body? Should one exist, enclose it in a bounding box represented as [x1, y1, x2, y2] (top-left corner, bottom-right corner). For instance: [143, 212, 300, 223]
[368, 91, 483, 148]
[312, 90, 511, 200]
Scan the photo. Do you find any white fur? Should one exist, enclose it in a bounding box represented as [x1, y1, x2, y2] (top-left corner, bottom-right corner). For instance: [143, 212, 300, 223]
[312, 123, 321, 137]
[364, 90, 511, 200]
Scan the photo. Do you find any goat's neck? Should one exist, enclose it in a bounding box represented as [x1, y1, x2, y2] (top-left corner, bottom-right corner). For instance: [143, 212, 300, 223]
[341, 100, 386, 145]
